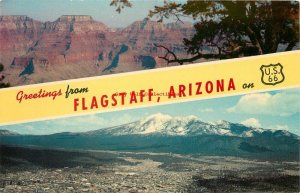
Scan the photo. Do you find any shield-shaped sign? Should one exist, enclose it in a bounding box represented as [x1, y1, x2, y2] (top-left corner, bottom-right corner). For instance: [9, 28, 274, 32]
[260, 63, 285, 86]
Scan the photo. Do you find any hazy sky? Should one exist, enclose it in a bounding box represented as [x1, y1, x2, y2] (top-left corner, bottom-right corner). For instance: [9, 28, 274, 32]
[0, 0, 190, 27]
[2, 88, 299, 135]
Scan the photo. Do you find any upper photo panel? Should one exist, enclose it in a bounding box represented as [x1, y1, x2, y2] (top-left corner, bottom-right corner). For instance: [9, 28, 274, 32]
[0, 0, 299, 87]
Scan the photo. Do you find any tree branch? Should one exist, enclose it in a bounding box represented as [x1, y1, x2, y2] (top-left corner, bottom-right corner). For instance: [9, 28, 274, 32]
[155, 43, 259, 65]
[246, 26, 263, 54]
[285, 41, 296, 51]
[155, 44, 224, 65]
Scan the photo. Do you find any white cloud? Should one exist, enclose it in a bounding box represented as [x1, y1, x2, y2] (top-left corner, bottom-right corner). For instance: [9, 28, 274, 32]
[113, 113, 137, 124]
[199, 108, 214, 113]
[240, 118, 261, 128]
[227, 90, 300, 116]
[269, 124, 290, 131]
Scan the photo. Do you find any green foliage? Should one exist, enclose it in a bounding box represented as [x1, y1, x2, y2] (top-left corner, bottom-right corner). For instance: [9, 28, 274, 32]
[110, 0, 132, 13]
[149, 1, 183, 22]
[149, 0, 299, 64]
[0, 63, 3, 72]
[0, 82, 10, 88]
[0, 63, 10, 88]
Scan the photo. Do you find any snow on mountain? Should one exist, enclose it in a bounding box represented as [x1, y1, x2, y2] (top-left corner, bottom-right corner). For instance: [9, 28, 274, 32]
[0, 129, 19, 136]
[91, 113, 198, 136]
[85, 113, 296, 138]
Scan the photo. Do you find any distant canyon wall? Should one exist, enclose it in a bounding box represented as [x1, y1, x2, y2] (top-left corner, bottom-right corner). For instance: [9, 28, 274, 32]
[0, 15, 195, 86]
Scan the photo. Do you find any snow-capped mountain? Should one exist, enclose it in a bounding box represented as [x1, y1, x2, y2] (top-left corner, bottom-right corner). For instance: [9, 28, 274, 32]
[1, 114, 298, 160]
[85, 113, 297, 138]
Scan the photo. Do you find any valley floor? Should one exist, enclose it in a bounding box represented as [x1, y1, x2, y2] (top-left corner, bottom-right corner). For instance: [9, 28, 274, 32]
[0, 146, 299, 193]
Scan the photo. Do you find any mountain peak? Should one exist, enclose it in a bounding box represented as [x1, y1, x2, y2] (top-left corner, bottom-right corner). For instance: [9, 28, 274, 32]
[58, 15, 93, 22]
[141, 113, 172, 123]
[124, 19, 164, 32]
[214, 120, 231, 127]
[94, 114, 202, 136]
[140, 113, 198, 126]
[0, 15, 32, 22]
[86, 114, 298, 138]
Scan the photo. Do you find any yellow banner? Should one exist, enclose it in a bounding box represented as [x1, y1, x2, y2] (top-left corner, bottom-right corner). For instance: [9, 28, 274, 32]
[0, 51, 299, 125]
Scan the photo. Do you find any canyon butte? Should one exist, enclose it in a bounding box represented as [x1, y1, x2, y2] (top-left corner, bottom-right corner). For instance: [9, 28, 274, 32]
[0, 15, 195, 86]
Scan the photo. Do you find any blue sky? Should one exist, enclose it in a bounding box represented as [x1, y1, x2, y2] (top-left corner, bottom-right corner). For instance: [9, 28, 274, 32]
[0, 0, 191, 27]
[1, 87, 299, 135]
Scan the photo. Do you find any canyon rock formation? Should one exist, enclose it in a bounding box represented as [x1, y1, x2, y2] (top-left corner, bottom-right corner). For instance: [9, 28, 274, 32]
[0, 15, 195, 86]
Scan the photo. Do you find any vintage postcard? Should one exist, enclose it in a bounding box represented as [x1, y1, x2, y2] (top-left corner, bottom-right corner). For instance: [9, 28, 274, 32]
[0, 0, 299, 192]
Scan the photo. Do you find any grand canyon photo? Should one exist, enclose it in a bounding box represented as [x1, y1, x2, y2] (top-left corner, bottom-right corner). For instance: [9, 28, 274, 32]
[0, 1, 298, 87]
[0, 15, 196, 86]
